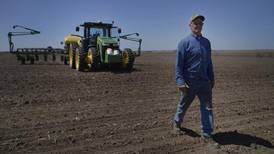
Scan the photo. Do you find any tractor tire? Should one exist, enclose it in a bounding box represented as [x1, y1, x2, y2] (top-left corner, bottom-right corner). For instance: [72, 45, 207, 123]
[69, 43, 76, 69]
[75, 47, 86, 72]
[86, 47, 99, 71]
[122, 48, 135, 70]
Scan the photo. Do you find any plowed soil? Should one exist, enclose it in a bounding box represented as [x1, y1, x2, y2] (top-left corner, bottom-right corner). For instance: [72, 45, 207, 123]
[0, 52, 274, 154]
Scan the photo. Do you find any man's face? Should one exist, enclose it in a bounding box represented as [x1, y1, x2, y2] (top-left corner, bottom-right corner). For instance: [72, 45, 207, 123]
[189, 18, 203, 35]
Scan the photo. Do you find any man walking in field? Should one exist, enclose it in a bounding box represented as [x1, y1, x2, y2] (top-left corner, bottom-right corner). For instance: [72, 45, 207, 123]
[173, 14, 215, 141]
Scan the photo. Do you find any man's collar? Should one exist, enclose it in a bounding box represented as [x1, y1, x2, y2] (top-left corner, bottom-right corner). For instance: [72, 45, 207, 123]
[191, 33, 203, 39]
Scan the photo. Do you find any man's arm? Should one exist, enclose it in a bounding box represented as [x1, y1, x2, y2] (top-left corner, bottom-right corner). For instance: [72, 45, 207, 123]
[207, 42, 215, 88]
[176, 41, 187, 88]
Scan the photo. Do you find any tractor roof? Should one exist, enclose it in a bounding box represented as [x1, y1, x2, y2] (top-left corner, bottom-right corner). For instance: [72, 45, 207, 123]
[80, 22, 113, 28]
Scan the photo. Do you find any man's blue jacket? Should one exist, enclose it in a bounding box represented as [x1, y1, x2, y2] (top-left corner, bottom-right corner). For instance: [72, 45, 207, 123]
[176, 33, 214, 86]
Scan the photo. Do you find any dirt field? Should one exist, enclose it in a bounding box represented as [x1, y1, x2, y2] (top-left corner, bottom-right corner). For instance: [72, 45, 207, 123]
[0, 51, 274, 154]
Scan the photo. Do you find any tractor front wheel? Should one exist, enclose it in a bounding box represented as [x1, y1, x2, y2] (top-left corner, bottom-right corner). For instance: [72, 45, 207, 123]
[122, 48, 135, 70]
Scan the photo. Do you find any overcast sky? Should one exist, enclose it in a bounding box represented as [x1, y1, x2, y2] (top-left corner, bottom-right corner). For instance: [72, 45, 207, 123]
[1, 0, 274, 51]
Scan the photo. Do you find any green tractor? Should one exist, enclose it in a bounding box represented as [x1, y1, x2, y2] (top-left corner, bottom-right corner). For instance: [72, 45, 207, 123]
[64, 22, 142, 71]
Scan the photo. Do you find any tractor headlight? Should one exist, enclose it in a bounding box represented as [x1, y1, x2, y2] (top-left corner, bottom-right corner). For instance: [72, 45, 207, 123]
[113, 50, 119, 55]
[106, 48, 113, 55]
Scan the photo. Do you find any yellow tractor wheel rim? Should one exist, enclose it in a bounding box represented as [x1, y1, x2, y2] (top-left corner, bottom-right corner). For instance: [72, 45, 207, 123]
[86, 48, 93, 64]
[122, 52, 129, 67]
[69, 44, 73, 66]
[75, 48, 79, 70]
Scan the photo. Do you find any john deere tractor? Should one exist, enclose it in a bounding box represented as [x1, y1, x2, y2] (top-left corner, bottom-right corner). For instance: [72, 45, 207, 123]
[64, 22, 142, 71]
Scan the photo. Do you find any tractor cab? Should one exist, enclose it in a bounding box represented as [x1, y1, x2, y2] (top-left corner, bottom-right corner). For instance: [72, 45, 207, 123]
[76, 22, 117, 46]
[77, 22, 113, 37]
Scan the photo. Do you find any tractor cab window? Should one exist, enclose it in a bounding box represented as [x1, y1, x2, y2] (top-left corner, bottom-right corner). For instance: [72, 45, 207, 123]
[90, 28, 110, 38]
[90, 28, 102, 38]
[111, 28, 119, 38]
[111, 28, 120, 43]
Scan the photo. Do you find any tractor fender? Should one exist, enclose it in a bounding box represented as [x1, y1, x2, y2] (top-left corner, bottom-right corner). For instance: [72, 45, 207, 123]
[64, 35, 81, 46]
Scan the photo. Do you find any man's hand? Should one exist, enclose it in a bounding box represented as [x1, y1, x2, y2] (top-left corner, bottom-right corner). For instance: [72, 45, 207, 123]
[178, 84, 189, 94]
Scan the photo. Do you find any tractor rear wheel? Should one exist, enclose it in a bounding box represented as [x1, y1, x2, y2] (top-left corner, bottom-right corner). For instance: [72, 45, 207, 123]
[122, 48, 135, 70]
[69, 43, 76, 69]
[75, 47, 86, 72]
[86, 47, 99, 71]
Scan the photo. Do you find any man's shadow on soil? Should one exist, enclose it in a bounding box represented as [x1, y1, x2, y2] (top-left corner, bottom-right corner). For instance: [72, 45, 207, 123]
[212, 131, 274, 148]
[180, 127, 201, 138]
[181, 128, 274, 148]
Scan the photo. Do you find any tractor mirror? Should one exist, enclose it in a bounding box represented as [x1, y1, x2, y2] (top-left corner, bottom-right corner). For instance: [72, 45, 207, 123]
[118, 28, 122, 34]
[76, 26, 80, 32]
